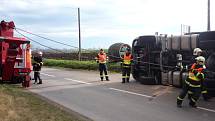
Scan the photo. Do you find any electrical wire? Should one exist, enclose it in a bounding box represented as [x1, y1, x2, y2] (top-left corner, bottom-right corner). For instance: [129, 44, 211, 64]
[15, 29, 93, 59]
[15, 29, 69, 53]
[15, 27, 89, 51]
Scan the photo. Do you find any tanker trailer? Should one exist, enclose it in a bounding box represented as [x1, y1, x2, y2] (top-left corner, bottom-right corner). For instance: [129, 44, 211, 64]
[132, 31, 215, 96]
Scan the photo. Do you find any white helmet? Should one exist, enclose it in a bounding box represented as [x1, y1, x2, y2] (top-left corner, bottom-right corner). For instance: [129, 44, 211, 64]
[193, 48, 202, 56]
[37, 51, 43, 55]
[195, 56, 205, 65]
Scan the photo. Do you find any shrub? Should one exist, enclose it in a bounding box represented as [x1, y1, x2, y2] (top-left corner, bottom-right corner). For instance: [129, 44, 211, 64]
[44, 59, 121, 72]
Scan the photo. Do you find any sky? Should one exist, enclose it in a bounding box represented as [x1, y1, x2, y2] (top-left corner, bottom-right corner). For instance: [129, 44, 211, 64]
[0, 0, 214, 50]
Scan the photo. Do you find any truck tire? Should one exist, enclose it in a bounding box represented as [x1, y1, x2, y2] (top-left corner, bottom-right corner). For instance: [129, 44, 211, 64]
[206, 53, 215, 72]
[205, 78, 215, 97]
[205, 78, 215, 88]
[207, 88, 215, 97]
[132, 66, 140, 82]
[132, 72, 139, 82]
[139, 76, 158, 85]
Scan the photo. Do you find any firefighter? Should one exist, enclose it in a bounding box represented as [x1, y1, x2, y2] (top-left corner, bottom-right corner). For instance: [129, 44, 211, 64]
[189, 48, 209, 101]
[192, 48, 203, 63]
[121, 49, 133, 83]
[177, 56, 205, 108]
[33, 51, 43, 84]
[95, 49, 109, 81]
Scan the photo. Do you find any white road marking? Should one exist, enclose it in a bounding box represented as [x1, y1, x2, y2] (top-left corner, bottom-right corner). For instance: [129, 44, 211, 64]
[41, 73, 56, 77]
[197, 107, 215, 113]
[64, 78, 92, 85]
[109, 88, 155, 98]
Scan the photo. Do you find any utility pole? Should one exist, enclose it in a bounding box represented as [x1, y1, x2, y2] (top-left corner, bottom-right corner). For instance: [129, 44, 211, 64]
[207, 0, 210, 31]
[78, 8, 81, 61]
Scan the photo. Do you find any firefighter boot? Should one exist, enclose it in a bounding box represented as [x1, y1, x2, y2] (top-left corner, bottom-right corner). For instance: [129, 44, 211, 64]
[177, 98, 182, 108]
[122, 78, 125, 83]
[106, 76, 109, 81]
[202, 93, 211, 101]
[126, 78, 129, 83]
[189, 97, 197, 108]
[38, 79, 42, 84]
[100, 77, 103, 81]
[189, 101, 197, 108]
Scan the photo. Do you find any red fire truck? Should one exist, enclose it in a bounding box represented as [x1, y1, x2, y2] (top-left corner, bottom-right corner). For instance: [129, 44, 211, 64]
[0, 20, 31, 87]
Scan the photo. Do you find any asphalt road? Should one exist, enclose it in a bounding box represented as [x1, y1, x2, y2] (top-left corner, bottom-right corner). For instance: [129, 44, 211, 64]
[29, 67, 215, 121]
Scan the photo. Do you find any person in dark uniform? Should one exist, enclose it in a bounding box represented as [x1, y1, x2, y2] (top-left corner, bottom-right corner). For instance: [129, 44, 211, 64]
[121, 49, 133, 83]
[177, 56, 205, 108]
[188, 48, 209, 101]
[33, 51, 43, 84]
[95, 49, 109, 81]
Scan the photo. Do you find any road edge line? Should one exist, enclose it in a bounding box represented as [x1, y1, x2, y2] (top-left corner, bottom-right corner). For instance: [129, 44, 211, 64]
[109, 88, 155, 98]
[64, 78, 92, 85]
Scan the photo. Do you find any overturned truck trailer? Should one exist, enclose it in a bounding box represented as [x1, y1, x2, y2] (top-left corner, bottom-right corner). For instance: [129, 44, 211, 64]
[132, 31, 215, 96]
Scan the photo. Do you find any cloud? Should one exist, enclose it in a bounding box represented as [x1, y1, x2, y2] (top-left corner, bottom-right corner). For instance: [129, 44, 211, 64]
[0, 0, 214, 49]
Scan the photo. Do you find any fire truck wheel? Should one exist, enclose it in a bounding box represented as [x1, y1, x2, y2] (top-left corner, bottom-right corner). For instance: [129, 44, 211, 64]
[12, 77, 22, 84]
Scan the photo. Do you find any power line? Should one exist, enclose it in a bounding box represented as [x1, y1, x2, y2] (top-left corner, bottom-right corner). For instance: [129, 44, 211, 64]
[15, 29, 67, 53]
[15, 27, 83, 50]
[15, 29, 94, 59]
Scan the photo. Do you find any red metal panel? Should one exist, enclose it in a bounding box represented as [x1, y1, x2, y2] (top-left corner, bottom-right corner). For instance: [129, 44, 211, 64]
[0, 21, 14, 37]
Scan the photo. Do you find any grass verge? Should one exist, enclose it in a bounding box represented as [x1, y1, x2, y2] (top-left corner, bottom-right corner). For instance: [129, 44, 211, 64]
[0, 84, 92, 121]
[44, 59, 121, 72]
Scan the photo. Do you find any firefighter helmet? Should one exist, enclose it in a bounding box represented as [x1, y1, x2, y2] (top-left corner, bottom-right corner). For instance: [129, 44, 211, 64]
[193, 48, 202, 55]
[37, 51, 43, 55]
[195, 56, 205, 65]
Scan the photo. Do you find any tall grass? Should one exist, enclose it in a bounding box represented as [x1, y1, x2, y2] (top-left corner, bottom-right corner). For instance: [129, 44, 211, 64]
[44, 59, 121, 72]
